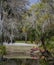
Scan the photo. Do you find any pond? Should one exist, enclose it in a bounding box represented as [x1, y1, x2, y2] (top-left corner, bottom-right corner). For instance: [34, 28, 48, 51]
[0, 59, 40, 65]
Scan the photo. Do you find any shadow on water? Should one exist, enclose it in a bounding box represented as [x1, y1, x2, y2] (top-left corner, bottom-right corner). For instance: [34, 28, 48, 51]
[0, 59, 40, 65]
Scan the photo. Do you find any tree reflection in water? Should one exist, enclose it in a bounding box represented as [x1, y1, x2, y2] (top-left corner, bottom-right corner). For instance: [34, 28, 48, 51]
[0, 59, 40, 65]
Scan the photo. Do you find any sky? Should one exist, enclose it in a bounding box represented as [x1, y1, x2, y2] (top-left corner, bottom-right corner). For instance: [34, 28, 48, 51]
[30, 0, 40, 5]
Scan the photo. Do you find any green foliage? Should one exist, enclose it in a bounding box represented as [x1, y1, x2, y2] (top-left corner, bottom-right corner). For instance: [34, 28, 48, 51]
[50, 36, 54, 41]
[0, 46, 6, 55]
[40, 59, 49, 65]
[28, 28, 36, 43]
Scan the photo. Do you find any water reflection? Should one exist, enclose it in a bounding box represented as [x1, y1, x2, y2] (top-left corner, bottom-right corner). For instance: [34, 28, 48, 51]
[0, 59, 40, 65]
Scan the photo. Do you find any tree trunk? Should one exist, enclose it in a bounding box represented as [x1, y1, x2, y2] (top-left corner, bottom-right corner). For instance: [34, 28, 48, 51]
[41, 36, 47, 51]
[1, 0, 4, 45]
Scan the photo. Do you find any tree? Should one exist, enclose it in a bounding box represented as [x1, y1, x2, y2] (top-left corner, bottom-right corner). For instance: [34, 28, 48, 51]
[0, 0, 29, 43]
[30, 1, 54, 64]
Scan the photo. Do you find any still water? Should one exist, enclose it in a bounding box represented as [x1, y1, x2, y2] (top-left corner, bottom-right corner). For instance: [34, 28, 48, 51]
[0, 59, 40, 65]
